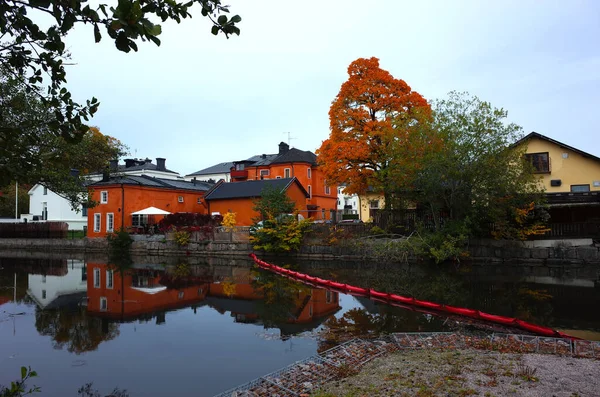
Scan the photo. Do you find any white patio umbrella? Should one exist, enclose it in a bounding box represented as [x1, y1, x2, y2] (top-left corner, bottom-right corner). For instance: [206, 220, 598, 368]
[130, 206, 171, 215]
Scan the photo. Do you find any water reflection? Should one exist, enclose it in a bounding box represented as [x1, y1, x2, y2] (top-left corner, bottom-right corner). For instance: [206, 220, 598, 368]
[0, 255, 599, 396]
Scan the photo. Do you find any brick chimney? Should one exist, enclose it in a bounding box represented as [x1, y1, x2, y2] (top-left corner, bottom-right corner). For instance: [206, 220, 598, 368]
[279, 142, 289, 155]
[156, 158, 166, 171]
[109, 159, 118, 171]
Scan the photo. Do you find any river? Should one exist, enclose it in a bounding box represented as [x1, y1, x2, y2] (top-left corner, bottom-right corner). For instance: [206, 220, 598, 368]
[0, 254, 598, 396]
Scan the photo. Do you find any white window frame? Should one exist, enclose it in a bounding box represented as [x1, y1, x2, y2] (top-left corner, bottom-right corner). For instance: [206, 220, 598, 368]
[100, 191, 108, 204]
[43, 186, 48, 195]
[325, 180, 330, 195]
[178, 291, 184, 299]
[260, 169, 270, 177]
[284, 168, 291, 178]
[178, 196, 184, 203]
[106, 213, 114, 233]
[93, 268, 100, 288]
[100, 297, 108, 312]
[307, 168, 311, 179]
[308, 185, 312, 199]
[106, 270, 113, 289]
[276, 176, 281, 179]
[197, 197, 202, 204]
[326, 290, 332, 304]
[94, 213, 101, 233]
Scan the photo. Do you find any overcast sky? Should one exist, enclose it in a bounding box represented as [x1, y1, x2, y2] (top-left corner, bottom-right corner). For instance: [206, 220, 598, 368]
[62, 0, 599, 176]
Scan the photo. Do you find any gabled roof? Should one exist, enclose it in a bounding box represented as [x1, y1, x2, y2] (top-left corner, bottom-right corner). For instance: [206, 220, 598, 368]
[204, 177, 309, 200]
[186, 162, 235, 177]
[88, 175, 214, 192]
[269, 148, 317, 165]
[515, 132, 600, 162]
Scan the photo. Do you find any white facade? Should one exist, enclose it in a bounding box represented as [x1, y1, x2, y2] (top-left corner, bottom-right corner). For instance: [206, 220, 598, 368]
[184, 172, 230, 183]
[24, 184, 88, 230]
[27, 259, 88, 309]
[337, 186, 360, 218]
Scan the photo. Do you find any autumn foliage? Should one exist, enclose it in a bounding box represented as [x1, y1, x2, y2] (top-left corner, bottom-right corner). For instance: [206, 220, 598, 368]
[316, 57, 434, 200]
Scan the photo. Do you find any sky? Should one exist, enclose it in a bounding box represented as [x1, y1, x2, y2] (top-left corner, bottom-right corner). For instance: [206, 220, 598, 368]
[61, 0, 600, 176]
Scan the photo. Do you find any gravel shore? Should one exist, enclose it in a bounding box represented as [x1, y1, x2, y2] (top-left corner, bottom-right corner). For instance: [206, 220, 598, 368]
[314, 349, 600, 397]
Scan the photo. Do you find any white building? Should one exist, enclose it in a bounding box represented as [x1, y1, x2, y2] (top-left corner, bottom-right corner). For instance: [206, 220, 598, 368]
[23, 158, 182, 230]
[184, 161, 234, 183]
[337, 185, 360, 218]
[27, 259, 88, 309]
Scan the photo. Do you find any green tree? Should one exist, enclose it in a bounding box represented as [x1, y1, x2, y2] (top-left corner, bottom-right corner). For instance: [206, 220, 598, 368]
[252, 186, 296, 222]
[0, 182, 30, 218]
[1, 70, 127, 207]
[0, 0, 240, 145]
[401, 91, 545, 237]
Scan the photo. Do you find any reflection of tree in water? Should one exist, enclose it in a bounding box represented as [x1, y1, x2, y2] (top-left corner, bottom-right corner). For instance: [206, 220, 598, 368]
[251, 268, 310, 329]
[35, 307, 119, 354]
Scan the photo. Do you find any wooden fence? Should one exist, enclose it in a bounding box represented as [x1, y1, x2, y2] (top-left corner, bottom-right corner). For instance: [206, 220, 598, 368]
[542, 222, 600, 239]
[0, 222, 68, 239]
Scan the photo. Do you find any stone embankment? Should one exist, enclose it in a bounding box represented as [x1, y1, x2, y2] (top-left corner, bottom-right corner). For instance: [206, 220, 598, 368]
[0, 235, 599, 265]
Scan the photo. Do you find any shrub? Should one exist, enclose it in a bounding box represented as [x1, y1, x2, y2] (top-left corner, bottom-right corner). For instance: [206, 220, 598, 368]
[173, 230, 191, 246]
[222, 212, 237, 230]
[250, 218, 312, 253]
[158, 212, 222, 232]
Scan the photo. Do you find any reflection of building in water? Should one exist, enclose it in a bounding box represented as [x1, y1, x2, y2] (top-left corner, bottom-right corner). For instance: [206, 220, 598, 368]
[86, 263, 209, 322]
[85, 263, 341, 333]
[27, 259, 87, 309]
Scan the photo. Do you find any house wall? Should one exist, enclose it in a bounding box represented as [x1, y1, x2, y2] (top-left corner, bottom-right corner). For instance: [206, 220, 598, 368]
[184, 172, 230, 183]
[26, 184, 87, 230]
[358, 193, 385, 221]
[246, 163, 338, 219]
[521, 137, 600, 192]
[86, 263, 208, 318]
[27, 259, 87, 309]
[87, 186, 207, 237]
[207, 183, 308, 226]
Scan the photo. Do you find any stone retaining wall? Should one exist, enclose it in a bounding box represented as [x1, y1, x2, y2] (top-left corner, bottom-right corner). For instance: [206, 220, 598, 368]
[0, 237, 598, 265]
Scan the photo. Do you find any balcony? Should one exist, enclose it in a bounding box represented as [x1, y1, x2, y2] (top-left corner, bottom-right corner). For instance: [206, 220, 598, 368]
[230, 169, 248, 180]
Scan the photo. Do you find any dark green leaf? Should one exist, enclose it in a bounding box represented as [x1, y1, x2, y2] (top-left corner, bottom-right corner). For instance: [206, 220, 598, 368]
[211, 25, 219, 35]
[21, 367, 26, 379]
[217, 15, 227, 25]
[93, 25, 101, 43]
[231, 15, 241, 23]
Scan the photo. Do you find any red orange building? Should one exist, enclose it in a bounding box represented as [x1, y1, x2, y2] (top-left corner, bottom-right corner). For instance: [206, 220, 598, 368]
[86, 175, 213, 237]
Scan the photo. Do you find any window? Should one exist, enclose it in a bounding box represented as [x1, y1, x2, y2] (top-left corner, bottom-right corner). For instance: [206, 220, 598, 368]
[82, 267, 87, 282]
[326, 290, 332, 304]
[308, 185, 312, 198]
[178, 291, 184, 300]
[93, 268, 100, 288]
[43, 186, 47, 195]
[106, 213, 114, 233]
[260, 169, 270, 177]
[370, 200, 379, 209]
[82, 206, 88, 217]
[42, 275, 46, 283]
[94, 213, 101, 232]
[571, 184, 590, 193]
[132, 214, 148, 226]
[198, 288, 204, 296]
[307, 168, 311, 179]
[100, 297, 108, 312]
[178, 196, 184, 203]
[309, 304, 313, 317]
[106, 270, 113, 289]
[284, 168, 291, 178]
[525, 152, 550, 173]
[100, 191, 108, 203]
[197, 197, 202, 204]
[42, 290, 47, 299]
[235, 163, 245, 171]
[276, 176, 281, 179]
[325, 180, 330, 195]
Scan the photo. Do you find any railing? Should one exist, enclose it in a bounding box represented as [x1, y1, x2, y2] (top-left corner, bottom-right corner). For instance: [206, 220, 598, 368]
[230, 169, 248, 179]
[543, 222, 600, 239]
[0, 222, 68, 238]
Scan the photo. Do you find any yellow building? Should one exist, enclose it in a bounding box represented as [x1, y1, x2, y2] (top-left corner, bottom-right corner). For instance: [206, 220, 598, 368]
[515, 132, 600, 225]
[515, 132, 600, 193]
[357, 192, 385, 222]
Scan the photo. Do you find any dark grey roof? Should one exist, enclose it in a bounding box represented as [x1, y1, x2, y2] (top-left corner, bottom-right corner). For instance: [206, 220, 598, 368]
[89, 175, 214, 192]
[514, 132, 600, 162]
[186, 162, 234, 177]
[270, 148, 317, 165]
[244, 153, 279, 166]
[117, 164, 178, 174]
[204, 178, 308, 200]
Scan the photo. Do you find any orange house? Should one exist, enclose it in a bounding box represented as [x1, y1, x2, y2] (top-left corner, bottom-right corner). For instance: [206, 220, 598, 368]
[86, 263, 209, 320]
[87, 175, 213, 237]
[204, 178, 309, 226]
[223, 142, 338, 220]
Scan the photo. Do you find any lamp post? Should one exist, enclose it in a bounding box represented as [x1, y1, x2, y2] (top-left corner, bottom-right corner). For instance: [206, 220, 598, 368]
[14, 181, 18, 220]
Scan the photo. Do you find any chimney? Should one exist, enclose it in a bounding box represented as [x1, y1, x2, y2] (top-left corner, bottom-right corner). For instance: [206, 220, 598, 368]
[279, 142, 289, 155]
[124, 159, 136, 168]
[109, 159, 118, 171]
[144, 158, 152, 164]
[192, 177, 197, 185]
[261, 154, 267, 159]
[101, 170, 109, 182]
[156, 158, 166, 171]
[70, 169, 80, 178]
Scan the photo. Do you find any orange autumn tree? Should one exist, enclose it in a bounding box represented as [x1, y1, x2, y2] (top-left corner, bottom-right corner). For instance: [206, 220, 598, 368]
[316, 57, 434, 208]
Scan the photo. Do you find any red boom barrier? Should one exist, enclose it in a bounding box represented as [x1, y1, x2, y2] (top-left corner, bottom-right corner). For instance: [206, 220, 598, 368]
[248, 254, 578, 340]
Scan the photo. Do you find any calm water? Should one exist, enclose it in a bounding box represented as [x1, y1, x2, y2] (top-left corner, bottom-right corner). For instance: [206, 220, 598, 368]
[0, 255, 599, 396]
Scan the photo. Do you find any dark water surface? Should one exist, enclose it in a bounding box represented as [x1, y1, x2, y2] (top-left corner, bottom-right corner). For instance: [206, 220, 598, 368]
[0, 255, 599, 396]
